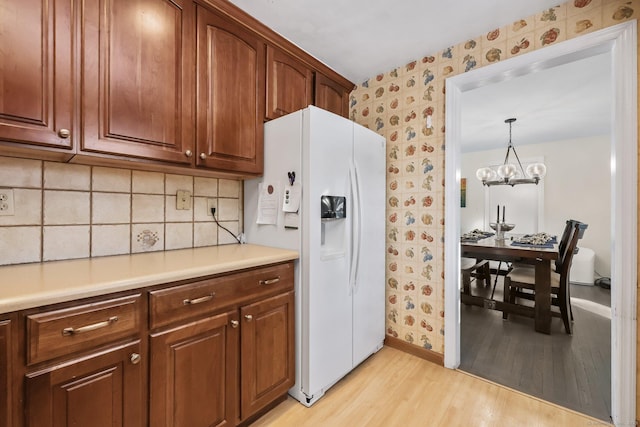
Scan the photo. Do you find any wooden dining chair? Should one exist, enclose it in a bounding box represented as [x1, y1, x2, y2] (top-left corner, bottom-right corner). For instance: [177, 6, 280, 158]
[556, 219, 588, 321]
[460, 257, 491, 298]
[502, 222, 582, 334]
[556, 219, 588, 272]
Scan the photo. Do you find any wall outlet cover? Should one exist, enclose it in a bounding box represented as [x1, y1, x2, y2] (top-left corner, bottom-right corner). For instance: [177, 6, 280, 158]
[0, 189, 15, 216]
[176, 190, 192, 210]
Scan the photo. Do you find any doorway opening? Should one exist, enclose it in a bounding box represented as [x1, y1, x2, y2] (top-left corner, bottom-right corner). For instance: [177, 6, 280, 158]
[443, 21, 637, 425]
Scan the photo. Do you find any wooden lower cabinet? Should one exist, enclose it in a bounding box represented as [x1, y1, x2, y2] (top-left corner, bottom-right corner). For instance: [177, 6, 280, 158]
[7, 261, 295, 427]
[0, 319, 11, 427]
[149, 291, 296, 427]
[240, 291, 295, 421]
[150, 310, 239, 427]
[24, 340, 143, 427]
[148, 262, 295, 426]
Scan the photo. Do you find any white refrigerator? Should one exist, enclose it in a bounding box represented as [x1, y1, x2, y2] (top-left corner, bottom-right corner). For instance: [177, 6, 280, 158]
[244, 106, 386, 406]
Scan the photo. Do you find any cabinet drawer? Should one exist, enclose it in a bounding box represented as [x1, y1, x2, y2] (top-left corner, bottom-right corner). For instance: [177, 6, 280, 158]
[149, 262, 294, 329]
[26, 294, 141, 366]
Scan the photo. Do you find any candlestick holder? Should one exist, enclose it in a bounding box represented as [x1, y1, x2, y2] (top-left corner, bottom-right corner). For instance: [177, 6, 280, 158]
[489, 222, 515, 241]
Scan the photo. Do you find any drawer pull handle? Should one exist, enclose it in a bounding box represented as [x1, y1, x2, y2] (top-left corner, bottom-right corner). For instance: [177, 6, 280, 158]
[183, 293, 215, 305]
[259, 277, 280, 285]
[62, 316, 118, 336]
[230, 320, 239, 328]
[244, 314, 253, 322]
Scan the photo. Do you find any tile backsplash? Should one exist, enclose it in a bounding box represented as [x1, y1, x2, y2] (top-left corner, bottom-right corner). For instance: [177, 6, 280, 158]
[0, 156, 242, 266]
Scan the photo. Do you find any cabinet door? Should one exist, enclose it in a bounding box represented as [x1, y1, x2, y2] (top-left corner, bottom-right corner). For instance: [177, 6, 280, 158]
[0, 320, 11, 427]
[80, 0, 194, 164]
[0, 0, 74, 155]
[265, 46, 313, 120]
[24, 340, 143, 427]
[150, 310, 238, 427]
[240, 291, 294, 420]
[314, 73, 351, 118]
[195, 5, 265, 174]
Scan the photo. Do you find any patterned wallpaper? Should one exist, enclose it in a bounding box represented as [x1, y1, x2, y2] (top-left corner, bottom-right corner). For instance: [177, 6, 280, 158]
[349, 0, 638, 355]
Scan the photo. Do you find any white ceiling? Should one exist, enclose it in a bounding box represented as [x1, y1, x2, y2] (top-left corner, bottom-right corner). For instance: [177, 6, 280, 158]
[461, 51, 612, 152]
[228, 0, 562, 83]
[228, 0, 613, 151]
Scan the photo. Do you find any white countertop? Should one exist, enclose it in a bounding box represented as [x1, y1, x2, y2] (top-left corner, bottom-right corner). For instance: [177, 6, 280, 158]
[0, 244, 298, 314]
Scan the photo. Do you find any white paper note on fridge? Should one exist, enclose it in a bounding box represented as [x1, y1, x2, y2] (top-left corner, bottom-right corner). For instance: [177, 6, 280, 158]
[256, 182, 279, 225]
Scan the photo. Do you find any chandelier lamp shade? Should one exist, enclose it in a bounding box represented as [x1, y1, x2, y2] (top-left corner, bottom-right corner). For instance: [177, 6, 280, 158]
[475, 118, 547, 186]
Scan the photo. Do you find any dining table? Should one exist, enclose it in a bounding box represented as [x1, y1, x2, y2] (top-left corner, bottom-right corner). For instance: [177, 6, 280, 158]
[461, 234, 559, 334]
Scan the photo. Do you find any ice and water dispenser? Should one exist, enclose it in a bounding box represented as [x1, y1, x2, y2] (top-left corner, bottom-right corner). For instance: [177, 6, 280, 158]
[320, 196, 346, 255]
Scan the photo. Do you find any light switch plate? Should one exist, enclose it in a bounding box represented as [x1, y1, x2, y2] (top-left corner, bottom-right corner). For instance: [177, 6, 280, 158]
[176, 190, 192, 210]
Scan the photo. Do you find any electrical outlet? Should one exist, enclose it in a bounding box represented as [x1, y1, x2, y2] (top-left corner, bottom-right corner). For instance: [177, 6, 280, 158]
[206, 198, 216, 216]
[176, 190, 192, 210]
[0, 189, 15, 216]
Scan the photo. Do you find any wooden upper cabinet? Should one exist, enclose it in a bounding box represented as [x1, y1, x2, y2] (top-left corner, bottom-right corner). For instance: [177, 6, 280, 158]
[266, 46, 313, 120]
[315, 73, 351, 118]
[79, 0, 194, 164]
[0, 0, 354, 176]
[195, 5, 265, 175]
[0, 0, 74, 156]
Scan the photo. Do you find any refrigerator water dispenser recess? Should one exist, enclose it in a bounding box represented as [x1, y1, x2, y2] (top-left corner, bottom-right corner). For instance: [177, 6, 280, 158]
[320, 196, 346, 220]
[320, 196, 346, 258]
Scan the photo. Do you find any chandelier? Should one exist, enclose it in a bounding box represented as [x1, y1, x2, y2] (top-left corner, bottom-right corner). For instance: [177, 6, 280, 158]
[475, 118, 547, 186]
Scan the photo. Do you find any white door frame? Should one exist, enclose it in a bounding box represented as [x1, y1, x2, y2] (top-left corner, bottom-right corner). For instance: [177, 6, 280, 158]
[443, 21, 637, 425]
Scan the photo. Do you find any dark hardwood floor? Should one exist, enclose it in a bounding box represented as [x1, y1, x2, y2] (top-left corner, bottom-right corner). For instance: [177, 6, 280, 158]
[459, 279, 611, 422]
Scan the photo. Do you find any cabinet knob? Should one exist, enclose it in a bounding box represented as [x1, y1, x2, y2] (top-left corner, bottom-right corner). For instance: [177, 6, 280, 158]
[244, 314, 253, 322]
[130, 353, 141, 365]
[58, 129, 71, 138]
[230, 320, 239, 328]
[185, 150, 193, 157]
[199, 153, 207, 160]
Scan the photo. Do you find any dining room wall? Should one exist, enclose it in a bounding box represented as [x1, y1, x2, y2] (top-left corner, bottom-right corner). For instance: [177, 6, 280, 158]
[461, 135, 612, 278]
[349, 0, 634, 356]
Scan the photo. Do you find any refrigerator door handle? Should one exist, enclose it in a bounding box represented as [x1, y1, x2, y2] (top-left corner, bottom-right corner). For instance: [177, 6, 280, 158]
[348, 165, 357, 294]
[349, 161, 363, 293]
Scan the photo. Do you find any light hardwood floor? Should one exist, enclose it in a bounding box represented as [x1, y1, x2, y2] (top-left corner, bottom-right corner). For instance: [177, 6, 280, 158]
[250, 346, 608, 426]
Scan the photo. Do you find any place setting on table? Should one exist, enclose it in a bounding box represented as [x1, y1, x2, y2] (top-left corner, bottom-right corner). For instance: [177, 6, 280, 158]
[510, 232, 557, 248]
[461, 205, 558, 249]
